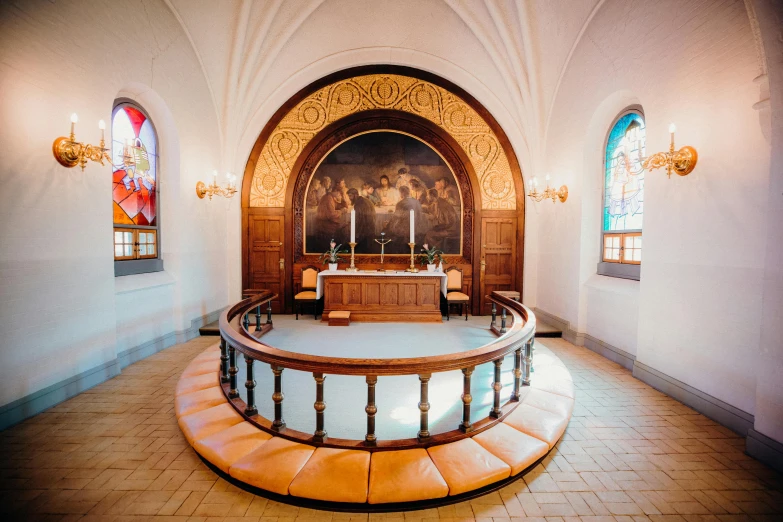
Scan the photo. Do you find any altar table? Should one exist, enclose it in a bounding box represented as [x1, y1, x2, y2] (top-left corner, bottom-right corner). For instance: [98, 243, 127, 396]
[316, 270, 448, 323]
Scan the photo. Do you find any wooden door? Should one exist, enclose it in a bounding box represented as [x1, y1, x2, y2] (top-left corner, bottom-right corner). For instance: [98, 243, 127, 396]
[247, 215, 285, 313]
[479, 217, 516, 313]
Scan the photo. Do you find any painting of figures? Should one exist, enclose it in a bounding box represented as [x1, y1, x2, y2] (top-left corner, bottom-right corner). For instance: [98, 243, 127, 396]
[304, 131, 463, 256]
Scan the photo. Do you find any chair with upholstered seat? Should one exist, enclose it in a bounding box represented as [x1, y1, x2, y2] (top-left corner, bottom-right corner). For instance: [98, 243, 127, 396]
[445, 266, 469, 321]
[295, 266, 319, 320]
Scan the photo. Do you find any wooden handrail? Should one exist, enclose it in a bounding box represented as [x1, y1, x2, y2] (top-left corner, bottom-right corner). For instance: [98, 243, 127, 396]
[219, 291, 535, 376]
[215, 290, 536, 450]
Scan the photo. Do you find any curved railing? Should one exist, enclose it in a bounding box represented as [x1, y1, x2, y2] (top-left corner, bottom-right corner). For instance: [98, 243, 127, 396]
[217, 290, 536, 450]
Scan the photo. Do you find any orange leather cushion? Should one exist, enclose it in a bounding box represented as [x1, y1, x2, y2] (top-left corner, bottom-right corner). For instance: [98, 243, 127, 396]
[177, 403, 243, 445]
[523, 388, 574, 417]
[329, 311, 351, 319]
[427, 438, 510, 496]
[182, 359, 219, 378]
[446, 269, 462, 290]
[302, 268, 318, 289]
[229, 437, 315, 495]
[193, 422, 272, 473]
[530, 376, 575, 399]
[472, 422, 549, 475]
[368, 449, 448, 504]
[503, 403, 569, 448]
[194, 345, 221, 362]
[175, 372, 218, 396]
[446, 291, 470, 301]
[294, 291, 317, 300]
[289, 447, 370, 503]
[174, 386, 226, 417]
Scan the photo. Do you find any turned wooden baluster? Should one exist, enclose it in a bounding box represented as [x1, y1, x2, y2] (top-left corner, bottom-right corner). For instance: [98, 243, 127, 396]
[418, 373, 431, 441]
[313, 373, 327, 442]
[242, 310, 250, 330]
[255, 305, 262, 331]
[228, 346, 239, 399]
[219, 337, 229, 383]
[271, 365, 286, 430]
[490, 358, 503, 418]
[490, 302, 497, 328]
[459, 367, 474, 433]
[511, 347, 522, 401]
[244, 356, 257, 416]
[523, 338, 533, 386]
[365, 376, 378, 444]
[266, 300, 273, 324]
[500, 308, 507, 334]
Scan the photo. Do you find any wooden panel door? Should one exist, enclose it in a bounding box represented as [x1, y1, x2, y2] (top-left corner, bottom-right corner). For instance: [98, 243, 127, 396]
[248, 215, 285, 313]
[480, 217, 516, 313]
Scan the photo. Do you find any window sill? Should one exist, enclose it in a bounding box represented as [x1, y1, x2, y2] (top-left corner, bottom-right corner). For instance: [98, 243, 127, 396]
[114, 269, 174, 295]
[115, 258, 164, 277]
[597, 261, 640, 281]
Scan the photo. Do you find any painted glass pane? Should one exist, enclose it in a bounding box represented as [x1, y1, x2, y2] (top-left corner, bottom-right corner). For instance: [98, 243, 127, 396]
[604, 113, 645, 232]
[112, 105, 158, 227]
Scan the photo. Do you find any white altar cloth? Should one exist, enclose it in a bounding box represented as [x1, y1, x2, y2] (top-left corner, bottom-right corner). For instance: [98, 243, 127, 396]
[316, 270, 448, 299]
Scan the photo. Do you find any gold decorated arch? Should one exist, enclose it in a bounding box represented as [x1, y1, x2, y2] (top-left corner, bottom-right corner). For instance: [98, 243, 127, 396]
[248, 74, 517, 209]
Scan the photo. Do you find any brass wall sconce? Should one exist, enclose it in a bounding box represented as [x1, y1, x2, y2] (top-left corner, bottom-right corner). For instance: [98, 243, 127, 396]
[52, 113, 111, 170]
[526, 175, 568, 203]
[196, 171, 237, 200]
[642, 123, 698, 178]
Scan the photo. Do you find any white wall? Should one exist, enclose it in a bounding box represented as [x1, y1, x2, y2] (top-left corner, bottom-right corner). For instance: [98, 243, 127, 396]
[539, 0, 771, 420]
[0, 0, 228, 410]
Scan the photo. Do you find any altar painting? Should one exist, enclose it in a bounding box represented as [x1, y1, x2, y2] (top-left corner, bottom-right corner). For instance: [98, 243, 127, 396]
[304, 132, 463, 255]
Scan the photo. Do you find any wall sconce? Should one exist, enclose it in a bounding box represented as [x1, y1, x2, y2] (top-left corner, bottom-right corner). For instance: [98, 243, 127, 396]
[196, 171, 237, 200]
[526, 175, 568, 203]
[52, 113, 110, 170]
[642, 123, 698, 178]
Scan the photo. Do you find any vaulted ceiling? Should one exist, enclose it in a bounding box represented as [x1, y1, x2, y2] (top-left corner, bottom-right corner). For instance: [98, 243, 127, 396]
[165, 0, 602, 171]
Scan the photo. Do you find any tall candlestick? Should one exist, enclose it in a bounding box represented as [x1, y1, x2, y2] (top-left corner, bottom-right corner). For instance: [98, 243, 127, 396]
[350, 209, 356, 243]
[409, 209, 415, 243]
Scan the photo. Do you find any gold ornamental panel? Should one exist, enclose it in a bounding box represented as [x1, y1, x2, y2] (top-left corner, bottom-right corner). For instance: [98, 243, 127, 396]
[249, 74, 516, 209]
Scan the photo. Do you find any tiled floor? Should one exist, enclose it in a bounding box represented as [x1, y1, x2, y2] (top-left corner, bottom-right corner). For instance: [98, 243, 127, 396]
[1, 335, 781, 521]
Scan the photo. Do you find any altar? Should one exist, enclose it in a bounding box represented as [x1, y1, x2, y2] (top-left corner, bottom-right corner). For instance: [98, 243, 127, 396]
[317, 270, 447, 323]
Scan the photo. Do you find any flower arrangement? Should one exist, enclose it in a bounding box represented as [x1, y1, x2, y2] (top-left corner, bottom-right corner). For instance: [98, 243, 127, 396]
[419, 243, 443, 266]
[320, 240, 348, 265]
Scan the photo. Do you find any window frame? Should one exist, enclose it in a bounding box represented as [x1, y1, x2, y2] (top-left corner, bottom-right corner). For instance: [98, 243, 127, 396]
[597, 106, 644, 281]
[112, 99, 163, 277]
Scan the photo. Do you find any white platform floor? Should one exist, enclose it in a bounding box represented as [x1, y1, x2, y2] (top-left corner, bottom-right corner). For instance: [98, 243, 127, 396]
[233, 315, 521, 440]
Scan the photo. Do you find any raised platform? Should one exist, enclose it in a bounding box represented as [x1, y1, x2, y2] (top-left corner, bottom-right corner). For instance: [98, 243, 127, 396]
[173, 340, 574, 508]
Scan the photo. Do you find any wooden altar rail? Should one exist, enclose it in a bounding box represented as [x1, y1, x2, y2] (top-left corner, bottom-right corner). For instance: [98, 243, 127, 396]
[217, 290, 536, 451]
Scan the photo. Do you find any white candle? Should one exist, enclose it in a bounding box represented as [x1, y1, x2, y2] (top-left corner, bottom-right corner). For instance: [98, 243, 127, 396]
[350, 209, 356, 243]
[409, 209, 415, 243]
[98, 119, 105, 141]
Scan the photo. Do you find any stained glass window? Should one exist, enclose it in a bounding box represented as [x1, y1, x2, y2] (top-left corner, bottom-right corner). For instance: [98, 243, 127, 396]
[602, 111, 645, 266]
[112, 103, 159, 262]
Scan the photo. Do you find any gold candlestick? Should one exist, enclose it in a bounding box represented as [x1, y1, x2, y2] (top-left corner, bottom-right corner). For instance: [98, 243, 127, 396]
[346, 242, 358, 272]
[406, 242, 419, 272]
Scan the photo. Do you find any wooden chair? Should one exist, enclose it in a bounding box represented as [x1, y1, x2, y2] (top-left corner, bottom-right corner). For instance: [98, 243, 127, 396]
[445, 266, 469, 321]
[295, 266, 320, 320]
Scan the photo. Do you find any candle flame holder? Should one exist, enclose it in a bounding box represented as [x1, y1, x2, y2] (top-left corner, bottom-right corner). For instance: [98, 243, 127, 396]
[346, 242, 358, 272]
[406, 242, 420, 272]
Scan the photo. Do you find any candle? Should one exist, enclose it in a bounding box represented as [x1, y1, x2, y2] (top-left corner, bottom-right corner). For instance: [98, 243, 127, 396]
[350, 209, 356, 243]
[409, 209, 415, 243]
[213, 170, 218, 186]
[70, 113, 78, 137]
[98, 119, 105, 141]
[668, 123, 676, 148]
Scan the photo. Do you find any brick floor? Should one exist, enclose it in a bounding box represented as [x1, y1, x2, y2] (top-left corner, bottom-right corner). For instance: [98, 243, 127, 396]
[1, 335, 781, 521]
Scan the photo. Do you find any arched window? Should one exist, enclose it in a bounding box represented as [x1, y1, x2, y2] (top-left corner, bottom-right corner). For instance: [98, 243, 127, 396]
[599, 109, 645, 280]
[111, 102, 162, 275]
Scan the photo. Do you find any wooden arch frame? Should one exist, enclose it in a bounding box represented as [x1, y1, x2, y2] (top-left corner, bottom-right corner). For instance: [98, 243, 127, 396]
[241, 65, 526, 314]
